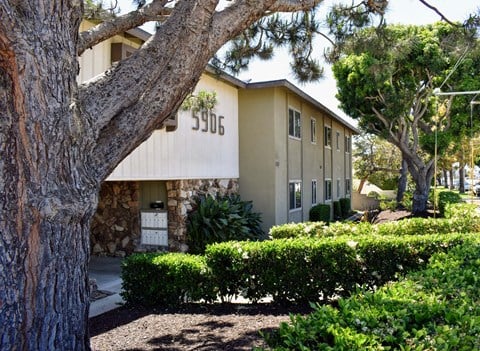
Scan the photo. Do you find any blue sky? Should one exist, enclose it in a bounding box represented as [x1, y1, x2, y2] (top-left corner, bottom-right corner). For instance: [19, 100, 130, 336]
[236, 0, 479, 120]
[117, 0, 479, 120]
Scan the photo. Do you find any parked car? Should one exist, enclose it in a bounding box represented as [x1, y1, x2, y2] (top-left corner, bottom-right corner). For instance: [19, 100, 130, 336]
[474, 183, 480, 196]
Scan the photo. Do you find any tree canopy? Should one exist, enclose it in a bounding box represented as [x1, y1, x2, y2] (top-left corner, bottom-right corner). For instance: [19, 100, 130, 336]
[333, 22, 480, 213]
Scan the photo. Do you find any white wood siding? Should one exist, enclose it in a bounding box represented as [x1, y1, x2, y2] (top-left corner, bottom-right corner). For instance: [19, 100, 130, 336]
[107, 74, 239, 180]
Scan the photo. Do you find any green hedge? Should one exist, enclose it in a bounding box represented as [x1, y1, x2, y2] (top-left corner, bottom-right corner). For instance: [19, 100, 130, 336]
[309, 203, 330, 222]
[436, 190, 462, 216]
[120, 253, 215, 306]
[260, 240, 480, 350]
[339, 197, 351, 217]
[205, 234, 468, 303]
[270, 209, 480, 239]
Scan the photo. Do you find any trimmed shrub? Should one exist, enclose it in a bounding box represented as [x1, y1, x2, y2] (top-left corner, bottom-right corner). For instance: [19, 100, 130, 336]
[339, 197, 351, 217]
[269, 221, 327, 239]
[269, 215, 480, 240]
[309, 203, 331, 222]
[205, 234, 468, 304]
[186, 194, 264, 254]
[333, 201, 342, 219]
[437, 190, 462, 216]
[260, 241, 480, 350]
[121, 253, 215, 306]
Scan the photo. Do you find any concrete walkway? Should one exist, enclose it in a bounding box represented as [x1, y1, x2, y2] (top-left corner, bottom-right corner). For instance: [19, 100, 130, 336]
[88, 256, 124, 318]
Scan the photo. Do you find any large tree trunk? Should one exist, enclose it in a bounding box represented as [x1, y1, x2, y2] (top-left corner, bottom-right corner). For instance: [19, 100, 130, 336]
[396, 158, 408, 206]
[0, 1, 320, 349]
[449, 168, 454, 189]
[405, 159, 435, 215]
[357, 178, 367, 194]
[0, 3, 98, 349]
[443, 169, 448, 188]
[459, 163, 465, 193]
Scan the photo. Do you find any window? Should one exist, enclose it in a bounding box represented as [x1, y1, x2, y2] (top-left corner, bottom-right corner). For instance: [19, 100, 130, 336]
[336, 131, 340, 150]
[337, 179, 341, 198]
[325, 179, 332, 201]
[289, 108, 301, 139]
[345, 179, 351, 195]
[311, 180, 317, 204]
[310, 118, 316, 144]
[289, 181, 302, 210]
[324, 126, 332, 147]
[345, 136, 351, 153]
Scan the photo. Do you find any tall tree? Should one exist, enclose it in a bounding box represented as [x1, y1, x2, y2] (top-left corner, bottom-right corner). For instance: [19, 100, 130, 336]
[332, 22, 478, 214]
[353, 133, 401, 193]
[0, 0, 394, 349]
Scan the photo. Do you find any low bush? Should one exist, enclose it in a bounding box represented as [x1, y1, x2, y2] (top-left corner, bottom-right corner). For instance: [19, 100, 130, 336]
[309, 203, 331, 222]
[269, 221, 327, 239]
[186, 194, 265, 254]
[436, 190, 462, 216]
[339, 197, 351, 217]
[260, 240, 480, 350]
[205, 234, 468, 304]
[269, 214, 480, 240]
[333, 201, 342, 219]
[121, 253, 215, 306]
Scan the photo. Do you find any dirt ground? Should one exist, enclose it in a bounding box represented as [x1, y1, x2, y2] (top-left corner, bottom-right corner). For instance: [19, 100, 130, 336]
[90, 210, 412, 350]
[89, 303, 311, 351]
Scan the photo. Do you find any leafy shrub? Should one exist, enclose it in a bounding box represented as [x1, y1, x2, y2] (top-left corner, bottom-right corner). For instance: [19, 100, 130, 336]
[205, 234, 468, 304]
[309, 203, 330, 222]
[379, 198, 396, 211]
[333, 201, 342, 219]
[339, 197, 351, 217]
[260, 241, 480, 350]
[187, 194, 264, 254]
[269, 215, 480, 240]
[269, 221, 327, 239]
[121, 253, 215, 306]
[437, 190, 462, 216]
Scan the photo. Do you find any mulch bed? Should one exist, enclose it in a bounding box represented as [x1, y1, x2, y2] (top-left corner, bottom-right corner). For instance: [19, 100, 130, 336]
[89, 303, 312, 351]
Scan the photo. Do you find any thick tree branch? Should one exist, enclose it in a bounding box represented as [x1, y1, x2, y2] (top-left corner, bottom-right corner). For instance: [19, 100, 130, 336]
[418, 0, 458, 27]
[268, 0, 321, 12]
[208, 0, 320, 52]
[78, 0, 172, 55]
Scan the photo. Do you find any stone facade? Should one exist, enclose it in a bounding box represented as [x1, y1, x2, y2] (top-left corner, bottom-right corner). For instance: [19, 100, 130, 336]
[166, 179, 239, 252]
[91, 179, 239, 256]
[91, 181, 140, 257]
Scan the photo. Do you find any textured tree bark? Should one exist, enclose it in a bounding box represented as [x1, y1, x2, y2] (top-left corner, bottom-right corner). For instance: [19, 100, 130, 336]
[396, 159, 408, 206]
[0, 1, 321, 349]
[404, 158, 435, 215]
[0, 2, 96, 349]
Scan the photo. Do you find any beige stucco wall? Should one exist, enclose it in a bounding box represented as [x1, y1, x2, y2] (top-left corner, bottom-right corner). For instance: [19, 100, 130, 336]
[239, 85, 354, 232]
[238, 88, 277, 231]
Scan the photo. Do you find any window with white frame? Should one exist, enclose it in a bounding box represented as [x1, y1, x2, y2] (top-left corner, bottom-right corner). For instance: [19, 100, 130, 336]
[345, 135, 351, 153]
[311, 180, 317, 204]
[325, 179, 332, 201]
[345, 179, 351, 195]
[324, 126, 331, 147]
[336, 131, 340, 151]
[289, 181, 302, 210]
[288, 108, 301, 139]
[310, 118, 316, 144]
[337, 179, 341, 198]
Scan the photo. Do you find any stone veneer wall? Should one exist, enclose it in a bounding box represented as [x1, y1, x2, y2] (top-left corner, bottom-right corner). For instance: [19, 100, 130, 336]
[91, 179, 238, 256]
[91, 181, 140, 257]
[166, 179, 239, 252]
